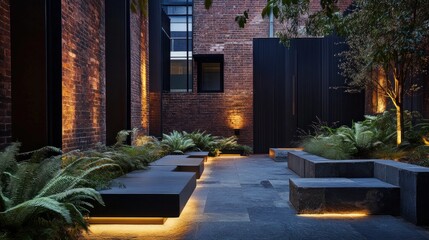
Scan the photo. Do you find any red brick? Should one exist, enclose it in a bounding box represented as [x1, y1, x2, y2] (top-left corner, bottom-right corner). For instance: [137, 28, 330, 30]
[162, 0, 356, 147]
[0, 0, 11, 149]
[61, 0, 106, 151]
[130, 8, 150, 137]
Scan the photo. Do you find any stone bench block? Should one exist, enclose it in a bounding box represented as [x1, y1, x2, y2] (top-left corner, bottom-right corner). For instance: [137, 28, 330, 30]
[306, 160, 375, 178]
[151, 155, 205, 179]
[91, 169, 196, 218]
[269, 148, 303, 162]
[374, 160, 429, 225]
[289, 178, 400, 215]
[288, 152, 373, 178]
[185, 151, 209, 161]
[288, 151, 319, 177]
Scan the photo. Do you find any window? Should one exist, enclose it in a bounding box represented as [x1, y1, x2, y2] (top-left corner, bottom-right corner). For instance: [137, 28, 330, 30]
[170, 59, 192, 92]
[196, 55, 224, 93]
[162, 0, 193, 92]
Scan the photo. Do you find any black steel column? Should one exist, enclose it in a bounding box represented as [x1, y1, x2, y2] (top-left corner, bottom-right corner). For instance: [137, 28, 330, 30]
[105, 0, 131, 145]
[10, 0, 62, 151]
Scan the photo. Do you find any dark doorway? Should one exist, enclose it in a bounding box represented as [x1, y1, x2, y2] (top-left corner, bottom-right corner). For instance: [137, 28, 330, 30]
[10, 0, 62, 151]
[253, 37, 365, 154]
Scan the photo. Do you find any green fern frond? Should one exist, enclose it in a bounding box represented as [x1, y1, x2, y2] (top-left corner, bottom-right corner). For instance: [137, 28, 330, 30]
[49, 188, 103, 206]
[161, 131, 196, 153]
[1, 197, 72, 226]
[17, 146, 62, 163]
[0, 143, 20, 182]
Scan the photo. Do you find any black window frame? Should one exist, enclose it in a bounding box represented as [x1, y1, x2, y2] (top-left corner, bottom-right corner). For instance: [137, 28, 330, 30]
[162, 0, 193, 93]
[195, 54, 224, 93]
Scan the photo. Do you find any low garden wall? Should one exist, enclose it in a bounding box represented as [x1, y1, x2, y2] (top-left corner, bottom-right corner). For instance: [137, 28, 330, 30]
[287, 150, 429, 225]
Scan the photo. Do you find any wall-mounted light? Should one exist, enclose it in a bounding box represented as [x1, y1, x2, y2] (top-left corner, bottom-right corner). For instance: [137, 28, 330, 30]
[234, 129, 240, 136]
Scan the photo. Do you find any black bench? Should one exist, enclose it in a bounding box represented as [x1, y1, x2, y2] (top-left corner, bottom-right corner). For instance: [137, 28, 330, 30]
[185, 151, 209, 161]
[151, 155, 205, 179]
[90, 166, 196, 218]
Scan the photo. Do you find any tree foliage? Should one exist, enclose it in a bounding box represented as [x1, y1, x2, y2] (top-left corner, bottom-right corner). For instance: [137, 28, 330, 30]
[262, 0, 429, 145]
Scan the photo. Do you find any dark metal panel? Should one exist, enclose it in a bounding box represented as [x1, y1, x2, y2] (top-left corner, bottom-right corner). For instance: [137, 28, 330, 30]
[253, 38, 294, 154]
[46, 0, 63, 149]
[295, 38, 323, 132]
[11, 0, 62, 151]
[105, 0, 131, 145]
[253, 37, 365, 153]
[161, 10, 171, 93]
[323, 35, 365, 125]
[148, 0, 165, 137]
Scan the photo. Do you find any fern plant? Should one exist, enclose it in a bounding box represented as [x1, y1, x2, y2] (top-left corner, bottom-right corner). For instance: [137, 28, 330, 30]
[0, 143, 116, 240]
[183, 130, 217, 151]
[161, 130, 196, 154]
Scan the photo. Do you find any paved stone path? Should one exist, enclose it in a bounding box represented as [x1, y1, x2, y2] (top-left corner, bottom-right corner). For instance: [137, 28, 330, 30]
[88, 155, 429, 240]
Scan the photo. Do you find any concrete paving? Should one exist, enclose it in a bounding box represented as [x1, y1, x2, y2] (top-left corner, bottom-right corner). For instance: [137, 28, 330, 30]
[87, 155, 429, 240]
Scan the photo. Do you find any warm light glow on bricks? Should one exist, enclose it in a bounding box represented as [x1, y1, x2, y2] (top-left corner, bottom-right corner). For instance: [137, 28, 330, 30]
[61, 0, 105, 151]
[141, 42, 149, 130]
[228, 110, 244, 129]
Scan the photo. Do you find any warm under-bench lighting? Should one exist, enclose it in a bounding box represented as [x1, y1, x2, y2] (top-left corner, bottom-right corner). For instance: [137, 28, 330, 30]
[298, 212, 368, 218]
[87, 217, 167, 225]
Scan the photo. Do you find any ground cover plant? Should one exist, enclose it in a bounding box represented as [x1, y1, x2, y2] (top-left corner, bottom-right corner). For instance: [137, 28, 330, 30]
[0, 143, 112, 240]
[162, 130, 252, 156]
[300, 110, 429, 166]
[0, 130, 166, 240]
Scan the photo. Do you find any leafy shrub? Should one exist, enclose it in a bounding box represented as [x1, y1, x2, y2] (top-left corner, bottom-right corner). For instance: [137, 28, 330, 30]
[408, 145, 429, 163]
[183, 130, 217, 151]
[300, 110, 429, 164]
[161, 130, 196, 154]
[0, 143, 114, 240]
[369, 145, 408, 161]
[160, 130, 253, 156]
[302, 135, 357, 159]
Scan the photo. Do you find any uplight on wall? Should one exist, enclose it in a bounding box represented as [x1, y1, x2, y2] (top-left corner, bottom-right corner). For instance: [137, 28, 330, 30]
[228, 110, 244, 129]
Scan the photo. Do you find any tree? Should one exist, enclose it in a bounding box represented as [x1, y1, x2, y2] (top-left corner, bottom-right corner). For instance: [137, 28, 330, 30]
[260, 0, 429, 146]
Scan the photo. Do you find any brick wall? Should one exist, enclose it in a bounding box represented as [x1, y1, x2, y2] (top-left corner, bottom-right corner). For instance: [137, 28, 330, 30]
[61, 0, 106, 151]
[162, 0, 356, 147]
[0, 0, 11, 149]
[162, 0, 270, 147]
[130, 8, 150, 136]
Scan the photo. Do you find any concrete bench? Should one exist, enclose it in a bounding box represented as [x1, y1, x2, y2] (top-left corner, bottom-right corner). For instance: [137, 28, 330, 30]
[185, 151, 209, 161]
[288, 151, 374, 178]
[90, 166, 196, 218]
[289, 178, 400, 215]
[269, 148, 303, 162]
[374, 160, 429, 225]
[287, 151, 429, 225]
[150, 155, 205, 179]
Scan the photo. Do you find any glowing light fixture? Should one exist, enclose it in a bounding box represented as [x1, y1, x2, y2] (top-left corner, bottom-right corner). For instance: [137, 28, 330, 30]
[228, 110, 244, 129]
[88, 217, 167, 225]
[423, 136, 429, 146]
[298, 212, 368, 218]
